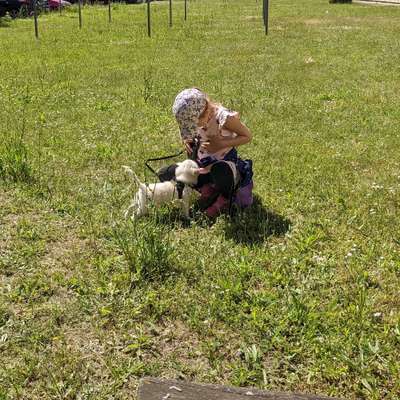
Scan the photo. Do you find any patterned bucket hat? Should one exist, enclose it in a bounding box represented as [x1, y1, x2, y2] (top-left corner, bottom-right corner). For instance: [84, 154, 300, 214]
[172, 88, 207, 140]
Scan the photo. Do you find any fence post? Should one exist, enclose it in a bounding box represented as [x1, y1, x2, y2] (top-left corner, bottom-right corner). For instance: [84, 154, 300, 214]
[147, 0, 151, 37]
[169, 0, 172, 27]
[33, 0, 39, 38]
[263, 0, 269, 34]
[108, 0, 111, 23]
[78, 0, 82, 28]
[262, 0, 265, 25]
[184, 0, 187, 21]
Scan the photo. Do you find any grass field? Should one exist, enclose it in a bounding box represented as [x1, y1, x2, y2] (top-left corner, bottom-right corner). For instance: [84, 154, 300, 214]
[1, 0, 400, 398]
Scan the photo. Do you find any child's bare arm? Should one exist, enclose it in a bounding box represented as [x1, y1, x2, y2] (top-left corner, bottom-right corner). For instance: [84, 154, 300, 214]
[223, 115, 252, 146]
[201, 115, 252, 153]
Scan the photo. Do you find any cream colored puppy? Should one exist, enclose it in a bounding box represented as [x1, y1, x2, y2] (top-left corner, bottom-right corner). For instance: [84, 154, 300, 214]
[123, 159, 205, 218]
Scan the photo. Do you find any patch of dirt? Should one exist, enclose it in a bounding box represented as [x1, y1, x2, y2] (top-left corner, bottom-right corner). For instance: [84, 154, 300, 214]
[243, 16, 261, 21]
[304, 16, 399, 26]
[304, 18, 327, 25]
[41, 228, 89, 270]
[154, 321, 211, 371]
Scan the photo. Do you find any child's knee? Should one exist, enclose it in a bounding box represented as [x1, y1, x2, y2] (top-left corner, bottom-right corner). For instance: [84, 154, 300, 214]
[235, 182, 254, 208]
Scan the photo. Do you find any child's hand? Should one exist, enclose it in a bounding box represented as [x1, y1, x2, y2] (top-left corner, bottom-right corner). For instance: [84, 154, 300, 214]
[200, 133, 227, 154]
[183, 139, 193, 155]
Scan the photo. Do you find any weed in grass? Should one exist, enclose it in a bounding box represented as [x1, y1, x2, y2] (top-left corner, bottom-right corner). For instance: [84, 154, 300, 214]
[10, 273, 54, 303]
[112, 216, 175, 286]
[243, 344, 263, 368]
[231, 344, 266, 387]
[0, 132, 33, 183]
[142, 72, 155, 104]
[1, 86, 35, 183]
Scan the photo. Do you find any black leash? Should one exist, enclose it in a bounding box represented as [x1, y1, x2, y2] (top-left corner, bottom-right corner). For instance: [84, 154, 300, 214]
[145, 135, 201, 178]
[190, 136, 201, 161]
[228, 178, 238, 217]
[145, 149, 185, 178]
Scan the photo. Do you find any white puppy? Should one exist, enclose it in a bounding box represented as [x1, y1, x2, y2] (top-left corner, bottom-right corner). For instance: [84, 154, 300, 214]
[123, 159, 205, 219]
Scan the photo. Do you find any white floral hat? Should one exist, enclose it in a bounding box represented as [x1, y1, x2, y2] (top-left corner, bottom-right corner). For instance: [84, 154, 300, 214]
[172, 88, 207, 140]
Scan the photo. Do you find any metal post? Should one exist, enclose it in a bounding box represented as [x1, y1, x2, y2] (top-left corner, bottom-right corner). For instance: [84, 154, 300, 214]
[263, 0, 269, 34]
[78, 0, 82, 28]
[108, 0, 111, 23]
[169, 0, 172, 27]
[59, 0, 61, 15]
[262, 0, 265, 25]
[147, 0, 151, 37]
[33, 0, 39, 39]
[184, 0, 187, 21]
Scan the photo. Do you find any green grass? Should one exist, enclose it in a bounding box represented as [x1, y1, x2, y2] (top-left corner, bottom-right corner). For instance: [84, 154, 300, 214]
[1, 0, 400, 398]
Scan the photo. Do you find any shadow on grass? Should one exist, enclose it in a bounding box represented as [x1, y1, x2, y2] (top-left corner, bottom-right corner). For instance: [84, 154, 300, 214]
[223, 195, 291, 245]
[149, 206, 194, 229]
[151, 195, 291, 246]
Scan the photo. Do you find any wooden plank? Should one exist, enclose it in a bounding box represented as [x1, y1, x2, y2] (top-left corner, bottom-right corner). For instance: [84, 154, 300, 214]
[354, 0, 400, 4]
[138, 378, 341, 400]
[364, 0, 400, 3]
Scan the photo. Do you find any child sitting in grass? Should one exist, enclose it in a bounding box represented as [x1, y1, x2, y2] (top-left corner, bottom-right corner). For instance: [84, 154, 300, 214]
[161, 87, 254, 217]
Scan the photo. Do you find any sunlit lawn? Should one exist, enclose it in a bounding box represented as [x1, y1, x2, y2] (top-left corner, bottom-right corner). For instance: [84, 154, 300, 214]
[1, 0, 400, 399]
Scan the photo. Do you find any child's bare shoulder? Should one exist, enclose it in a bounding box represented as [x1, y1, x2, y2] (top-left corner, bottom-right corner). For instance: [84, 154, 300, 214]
[216, 106, 240, 128]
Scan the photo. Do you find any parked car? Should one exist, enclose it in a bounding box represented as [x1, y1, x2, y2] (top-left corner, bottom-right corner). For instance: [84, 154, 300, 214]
[45, 0, 70, 10]
[0, 0, 30, 17]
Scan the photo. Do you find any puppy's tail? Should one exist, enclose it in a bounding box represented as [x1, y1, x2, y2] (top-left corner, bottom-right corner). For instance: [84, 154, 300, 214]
[122, 166, 144, 187]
